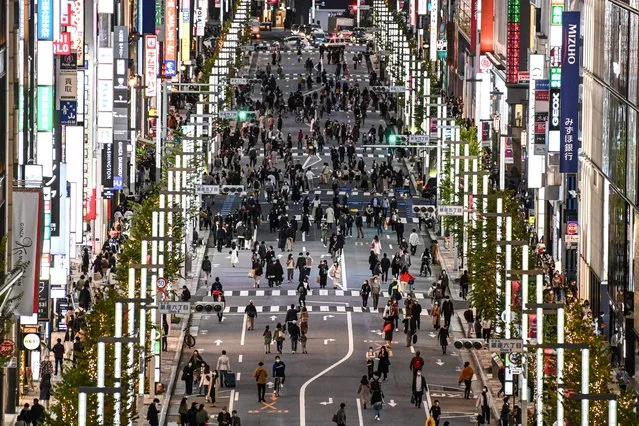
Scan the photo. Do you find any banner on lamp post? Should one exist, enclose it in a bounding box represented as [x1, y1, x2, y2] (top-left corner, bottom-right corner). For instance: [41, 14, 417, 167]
[10, 190, 43, 316]
[559, 11, 580, 173]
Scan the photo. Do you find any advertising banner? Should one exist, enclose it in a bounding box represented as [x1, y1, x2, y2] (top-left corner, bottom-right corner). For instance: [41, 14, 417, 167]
[145, 36, 158, 97]
[534, 79, 549, 155]
[10, 190, 43, 316]
[164, 0, 177, 76]
[560, 11, 580, 173]
[156, 0, 166, 41]
[38, 280, 50, 321]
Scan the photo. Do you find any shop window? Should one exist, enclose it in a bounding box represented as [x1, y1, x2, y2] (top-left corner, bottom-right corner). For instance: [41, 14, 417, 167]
[608, 93, 627, 192]
[605, 3, 630, 96]
[628, 109, 637, 204]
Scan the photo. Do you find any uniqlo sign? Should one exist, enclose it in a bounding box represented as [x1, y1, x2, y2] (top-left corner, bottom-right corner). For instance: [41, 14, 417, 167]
[145, 36, 158, 97]
[54, 32, 72, 56]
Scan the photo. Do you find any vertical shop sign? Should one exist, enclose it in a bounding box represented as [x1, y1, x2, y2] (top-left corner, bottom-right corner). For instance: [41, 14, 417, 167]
[10, 190, 43, 316]
[164, 0, 177, 76]
[180, 0, 191, 62]
[37, 0, 54, 40]
[145, 36, 158, 97]
[113, 27, 129, 190]
[58, 54, 78, 125]
[506, 0, 520, 83]
[38, 280, 50, 321]
[534, 79, 549, 155]
[69, 0, 85, 66]
[560, 11, 580, 173]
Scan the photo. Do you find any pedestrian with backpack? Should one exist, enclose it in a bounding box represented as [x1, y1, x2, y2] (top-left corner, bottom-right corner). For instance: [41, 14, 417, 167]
[409, 351, 424, 376]
[202, 256, 212, 280]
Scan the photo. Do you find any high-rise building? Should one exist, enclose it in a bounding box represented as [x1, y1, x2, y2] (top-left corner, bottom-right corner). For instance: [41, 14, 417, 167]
[580, 0, 638, 378]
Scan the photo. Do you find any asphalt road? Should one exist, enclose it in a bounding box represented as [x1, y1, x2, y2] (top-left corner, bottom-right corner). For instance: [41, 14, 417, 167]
[166, 32, 480, 426]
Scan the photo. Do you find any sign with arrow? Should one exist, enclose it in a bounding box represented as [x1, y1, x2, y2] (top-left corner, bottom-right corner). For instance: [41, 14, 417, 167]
[323, 315, 335, 321]
[320, 397, 333, 405]
[323, 338, 336, 345]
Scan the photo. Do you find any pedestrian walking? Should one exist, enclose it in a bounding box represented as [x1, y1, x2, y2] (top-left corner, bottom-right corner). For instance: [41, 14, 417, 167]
[199, 366, 213, 401]
[202, 255, 212, 280]
[376, 345, 391, 381]
[52, 338, 64, 376]
[286, 254, 295, 282]
[370, 276, 381, 309]
[196, 404, 209, 426]
[476, 386, 492, 424]
[458, 361, 474, 399]
[441, 296, 454, 328]
[328, 262, 341, 289]
[146, 398, 160, 426]
[499, 398, 510, 426]
[409, 350, 425, 376]
[182, 362, 194, 395]
[357, 376, 371, 409]
[245, 300, 257, 330]
[437, 325, 450, 354]
[360, 280, 371, 307]
[463, 308, 474, 337]
[288, 320, 300, 353]
[263, 326, 272, 354]
[300, 331, 308, 353]
[482, 317, 492, 343]
[370, 378, 384, 420]
[178, 398, 188, 425]
[217, 407, 231, 426]
[230, 410, 241, 426]
[253, 362, 268, 402]
[300, 306, 309, 334]
[412, 370, 427, 408]
[333, 402, 346, 426]
[408, 228, 420, 255]
[382, 319, 393, 347]
[460, 270, 469, 299]
[274, 323, 285, 354]
[366, 346, 377, 379]
[217, 350, 231, 389]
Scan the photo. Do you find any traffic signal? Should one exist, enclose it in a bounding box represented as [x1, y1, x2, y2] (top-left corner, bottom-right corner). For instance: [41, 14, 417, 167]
[351, 4, 358, 11]
[237, 110, 257, 121]
[453, 339, 484, 350]
[194, 296, 225, 313]
[221, 185, 245, 195]
[386, 134, 408, 144]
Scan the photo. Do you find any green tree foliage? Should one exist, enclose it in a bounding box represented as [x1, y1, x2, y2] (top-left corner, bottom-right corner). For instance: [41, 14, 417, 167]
[531, 301, 639, 425]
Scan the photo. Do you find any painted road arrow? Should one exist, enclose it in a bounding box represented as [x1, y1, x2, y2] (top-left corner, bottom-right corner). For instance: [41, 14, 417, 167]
[319, 397, 333, 405]
[323, 315, 335, 321]
[387, 400, 397, 407]
[214, 339, 223, 346]
[270, 315, 278, 321]
[323, 338, 336, 345]
[429, 332, 436, 338]
[267, 381, 274, 388]
[435, 359, 445, 366]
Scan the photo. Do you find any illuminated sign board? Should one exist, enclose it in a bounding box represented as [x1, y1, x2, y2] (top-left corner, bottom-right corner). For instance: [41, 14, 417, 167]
[560, 11, 580, 173]
[37, 86, 54, 131]
[506, 0, 520, 83]
[37, 0, 54, 40]
[145, 36, 158, 97]
[164, 0, 177, 76]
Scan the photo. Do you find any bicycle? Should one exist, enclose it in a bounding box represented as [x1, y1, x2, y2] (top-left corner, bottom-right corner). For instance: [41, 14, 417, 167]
[183, 317, 196, 348]
[273, 376, 283, 396]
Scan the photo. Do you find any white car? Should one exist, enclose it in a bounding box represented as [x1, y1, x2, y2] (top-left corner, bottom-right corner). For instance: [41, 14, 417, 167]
[283, 36, 309, 50]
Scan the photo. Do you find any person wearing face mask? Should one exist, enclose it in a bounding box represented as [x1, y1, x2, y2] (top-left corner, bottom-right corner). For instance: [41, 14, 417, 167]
[411, 370, 427, 408]
[146, 398, 160, 426]
[476, 386, 492, 424]
[181, 362, 195, 395]
[365, 347, 377, 379]
[217, 406, 231, 426]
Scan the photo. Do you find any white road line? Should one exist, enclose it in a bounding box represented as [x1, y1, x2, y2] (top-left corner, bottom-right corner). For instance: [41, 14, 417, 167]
[410, 345, 415, 354]
[241, 314, 247, 346]
[238, 354, 243, 363]
[300, 312, 353, 426]
[356, 398, 364, 425]
[229, 389, 235, 414]
[341, 251, 348, 290]
[389, 244, 393, 249]
[235, 391, 240, 401]
[236, 372, 241, 381]
[386, 235, 390, 239]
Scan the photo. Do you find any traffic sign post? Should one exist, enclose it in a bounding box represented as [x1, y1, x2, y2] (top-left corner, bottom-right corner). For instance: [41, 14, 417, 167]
[195, 185, 221, 195]
[158, 301, 191, 315]
[489, 339, 524, 353]
[156, 277, 168, 290]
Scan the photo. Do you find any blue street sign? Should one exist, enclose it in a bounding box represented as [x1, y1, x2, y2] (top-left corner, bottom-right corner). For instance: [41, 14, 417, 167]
[113, 176, 123, 190]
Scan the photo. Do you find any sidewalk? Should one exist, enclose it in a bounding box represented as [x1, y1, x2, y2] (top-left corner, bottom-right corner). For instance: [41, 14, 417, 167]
[428, 226, 502, 422]
[157, 229, 210, 425]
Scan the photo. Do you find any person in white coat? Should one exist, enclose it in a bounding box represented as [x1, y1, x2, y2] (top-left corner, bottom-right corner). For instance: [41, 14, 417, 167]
[325, 206, 335, 230]
[328, 262, 342, 289]
[216, 350, 231, 388]
[370, 235, 382, 257]
[230, 244, 239, 268]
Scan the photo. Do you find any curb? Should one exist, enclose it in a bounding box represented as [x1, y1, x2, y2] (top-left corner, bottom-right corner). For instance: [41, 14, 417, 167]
[159, 230, 209, 426]
[456, 315, 501, 422]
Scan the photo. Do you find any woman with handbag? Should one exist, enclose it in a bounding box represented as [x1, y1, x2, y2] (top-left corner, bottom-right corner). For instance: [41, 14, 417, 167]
[178, 397, 189, 425]
[318, 260, 329, 288]
[273, 323, 285, 354]
[357, 375, 371, 409]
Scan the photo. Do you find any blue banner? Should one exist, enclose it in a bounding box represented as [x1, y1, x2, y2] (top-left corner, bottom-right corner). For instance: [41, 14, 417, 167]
[60, 101, 77, 125]
[560, 11, 580, 173]
[37, 0, 54, 40]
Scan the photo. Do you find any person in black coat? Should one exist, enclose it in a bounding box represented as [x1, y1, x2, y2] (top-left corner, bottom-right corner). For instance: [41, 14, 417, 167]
[274, 259, 284, 286]
[182, 363, 195, 395]
[78, 283, 91, 310]
[266, 260, 277, 288]
[146, 398, 160, 426]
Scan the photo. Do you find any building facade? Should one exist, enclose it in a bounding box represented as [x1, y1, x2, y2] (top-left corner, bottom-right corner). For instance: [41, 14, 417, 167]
[580, 0, 639, 380]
